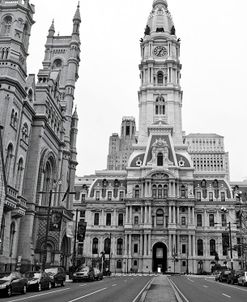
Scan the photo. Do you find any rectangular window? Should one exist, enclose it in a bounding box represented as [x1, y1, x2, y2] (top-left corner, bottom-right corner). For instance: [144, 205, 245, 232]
[134, 244, 138, 253]
[197, 214, 202, 227]
[119, 191, 124, 201]
[134, 216, 139, 225]
[107, 191, 112, 200]
[221, 214, 227, 227]
[182, 261, 186, 267]
[197, 192, 201, 201]
[94, 213, 99, 226]
[209, 214, 215, 227]
[126, 126, 130, 136]
[118, 213, 123, 226]
[96, 191, 100, 200]
[221, 192, 226, 202]
[222, 233, 229, 256]
[81, 194, 86, 202]
[106, 213, 111, 226]
[181, 217, 186, 226]
[182, 244, 186, 254]
[209, 192, 213, 201]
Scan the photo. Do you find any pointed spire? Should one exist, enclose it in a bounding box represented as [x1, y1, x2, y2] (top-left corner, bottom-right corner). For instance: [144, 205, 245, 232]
[72, 106, 79, 120]
[73, 2, 81, 22]
[48, 19, 55, 37]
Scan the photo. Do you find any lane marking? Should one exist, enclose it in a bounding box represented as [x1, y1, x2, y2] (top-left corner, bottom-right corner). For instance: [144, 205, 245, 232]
[79, 284, 87, 287]
[222, 293, 231, 298]
[7, 288, 70, 302]
[132, 278, 154, 302]
[112, 284, 117, 287]
[168, 278, 190, 302]
[66, 287, 107, 302]
[207, 279, 247, 292]
[203, 285, 208, 288]
[187, 278, 194, 283]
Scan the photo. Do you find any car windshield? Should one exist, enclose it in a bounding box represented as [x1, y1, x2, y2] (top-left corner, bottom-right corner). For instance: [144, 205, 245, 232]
[45, 268, 57, 274]
[77, 267, 89, 272]
[25, 272, 41, 279]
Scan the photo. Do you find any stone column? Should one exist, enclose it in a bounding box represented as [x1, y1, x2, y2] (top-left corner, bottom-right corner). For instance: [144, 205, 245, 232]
[144, 234, 147, 256]
[126, 206, 129, 224]
[168, 234, 172, 256]
[130, 206, 133, 225]
[188, 207, 191, 225]
[192, 207, 195, 225]
[173, 206, 176, 224]
[169, 206, 172, 224]
[124, 234, 128, 255]
[149, 206, 152, 224]
[141, 206, 143, 224]
[204, 210, 207, 227]
[193, 235, 196, 256]
[188, 234, 191, 256]
[144, 206, 147, 224]
[148, 234, 151, 256]
[128, 234, 132, 256]
[140, 234, 143, 256]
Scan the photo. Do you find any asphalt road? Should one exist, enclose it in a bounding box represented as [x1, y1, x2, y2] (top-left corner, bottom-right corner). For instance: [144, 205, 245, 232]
[169, 275, 247, 302]
[0, 275, 153, 302]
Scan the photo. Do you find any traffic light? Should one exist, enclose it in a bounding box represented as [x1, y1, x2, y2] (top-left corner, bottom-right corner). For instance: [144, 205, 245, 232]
[77, 221, 87, 242]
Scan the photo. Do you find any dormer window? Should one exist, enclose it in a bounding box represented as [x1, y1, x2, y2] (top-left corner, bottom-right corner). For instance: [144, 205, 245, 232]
[157, 152, 163, 166]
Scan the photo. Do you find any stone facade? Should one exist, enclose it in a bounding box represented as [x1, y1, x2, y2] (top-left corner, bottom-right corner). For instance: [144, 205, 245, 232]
[75, 0, 247, 274]
[0, 0, 80, 272]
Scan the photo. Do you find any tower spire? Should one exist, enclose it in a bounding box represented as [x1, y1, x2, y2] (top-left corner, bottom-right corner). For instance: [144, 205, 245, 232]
[48, 19, 55, 37]
[73, 2, 81, 22]
[153, 0, 168, 8]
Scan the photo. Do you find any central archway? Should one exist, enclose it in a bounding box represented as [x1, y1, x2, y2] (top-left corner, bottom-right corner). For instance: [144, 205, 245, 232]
[152, 242, 167, 273]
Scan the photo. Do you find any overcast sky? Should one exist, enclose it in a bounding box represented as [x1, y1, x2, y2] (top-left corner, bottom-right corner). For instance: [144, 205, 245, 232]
[28, 0, 247, 181]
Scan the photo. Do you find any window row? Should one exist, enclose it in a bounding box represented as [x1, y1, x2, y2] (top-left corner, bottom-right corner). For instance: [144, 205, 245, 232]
[94, 213, 124, 226]
[94, 190, 125, 201]
[197, 236, 229, 257]
[196, 191, 226, 201]
[197, 213, 227, 227]
[92, 238, 123, 255]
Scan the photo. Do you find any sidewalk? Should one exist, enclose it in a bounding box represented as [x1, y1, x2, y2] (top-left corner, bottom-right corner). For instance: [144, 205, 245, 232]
[143, 275, 177, 302]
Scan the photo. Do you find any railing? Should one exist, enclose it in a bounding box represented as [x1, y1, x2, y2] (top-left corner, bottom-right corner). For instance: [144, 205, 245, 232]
[6, 185, 18, 200]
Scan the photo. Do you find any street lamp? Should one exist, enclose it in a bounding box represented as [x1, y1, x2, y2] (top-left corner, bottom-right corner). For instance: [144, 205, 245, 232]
[221, 207, 234, 270]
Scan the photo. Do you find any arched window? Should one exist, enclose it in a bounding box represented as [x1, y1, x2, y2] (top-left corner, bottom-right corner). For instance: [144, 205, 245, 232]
[104, 238, 111, 255]
[156, 209, 164, 226]
[157, 72, 163, 85]
[14, 112, 18, 127]
[163, 184, 168, 198]
[158, 185, 162, 199]
[2, 15, 12, 35]
[152, 185, 157, 198]
[23, 23, 29, 47]
[197, 239, 203, 256]
[28, 89, 33, 102]
[9, 222, 15, 257]
[157, 152, 163, 166]
[92, 238, 98, 254]
[209, 214, 215, 227]
[155, 96, 165, 115]
[41, 158, 55, 206]
[45, 243, 54, 264]
[16, 158, 24, 192]
[6, 143, 13, 180]
[197, 214, 202, 227]
[210, 239, 216, 256]
[52, 59, 62, 69]
[10, 109, 15, 126]
[22, 123, 29, 143]
[117, 238, 123, 255]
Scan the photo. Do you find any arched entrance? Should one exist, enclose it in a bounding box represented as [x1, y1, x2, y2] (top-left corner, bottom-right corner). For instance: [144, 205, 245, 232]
[61, 236, 70, 269]
[152, 242, 167, 273]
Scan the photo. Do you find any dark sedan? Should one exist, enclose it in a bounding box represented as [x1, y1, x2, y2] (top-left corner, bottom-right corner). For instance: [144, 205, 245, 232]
[25, 271, 52, 291]
[0, 271, 27, 297]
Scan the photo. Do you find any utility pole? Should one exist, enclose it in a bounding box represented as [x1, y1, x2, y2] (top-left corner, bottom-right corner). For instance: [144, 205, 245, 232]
[229, 222, 233, 270]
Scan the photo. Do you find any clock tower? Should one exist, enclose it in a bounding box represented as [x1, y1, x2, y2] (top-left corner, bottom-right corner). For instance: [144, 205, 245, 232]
[138, 0, 183, 145]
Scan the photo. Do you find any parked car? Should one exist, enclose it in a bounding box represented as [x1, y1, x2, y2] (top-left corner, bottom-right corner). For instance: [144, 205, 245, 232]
[25, 271, 52, 291]
[93, 268, 103, 280]
[227, 270, 243, 284]
[0, 272, 28, 297]
[214, 271, 221, 281]
[237, 271, 247, 286]
[72, 266, 95, 282]
[219, 270, 231, 282]
[45, 267, 66, 287]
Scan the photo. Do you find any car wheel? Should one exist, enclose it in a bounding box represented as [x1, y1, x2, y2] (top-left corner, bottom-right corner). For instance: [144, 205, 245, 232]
[48, 282, 52, 290]
[37, 283, 42, 292]
[61, 280, 64, 287]
[6, 286, 12, 297]
[22, 285, 27, 294]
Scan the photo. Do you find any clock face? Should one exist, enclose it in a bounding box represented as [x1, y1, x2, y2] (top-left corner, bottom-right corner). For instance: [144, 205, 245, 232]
[153, 46, 167, 57]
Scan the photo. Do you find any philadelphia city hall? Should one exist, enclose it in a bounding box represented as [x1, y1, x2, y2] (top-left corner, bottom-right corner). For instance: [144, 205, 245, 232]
[74, 0, 247, 274]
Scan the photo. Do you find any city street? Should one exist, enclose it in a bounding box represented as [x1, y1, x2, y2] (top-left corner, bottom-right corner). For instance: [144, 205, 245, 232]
[169, 275, 247, 302]
[0, 275, 153, 302]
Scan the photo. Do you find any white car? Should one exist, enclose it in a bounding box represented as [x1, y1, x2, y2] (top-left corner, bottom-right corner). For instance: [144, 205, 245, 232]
[237, 271, 247, 286]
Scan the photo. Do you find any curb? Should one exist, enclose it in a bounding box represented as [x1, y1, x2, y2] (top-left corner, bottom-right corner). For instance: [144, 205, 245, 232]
[168, 277, 189, 302]
[138, 277, 155, 302]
